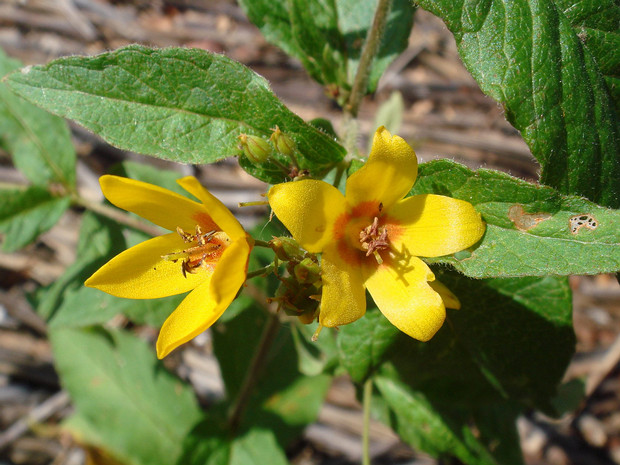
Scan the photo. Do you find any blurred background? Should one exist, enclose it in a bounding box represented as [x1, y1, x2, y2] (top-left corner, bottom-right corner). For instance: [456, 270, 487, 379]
[0, 1, 619, 464]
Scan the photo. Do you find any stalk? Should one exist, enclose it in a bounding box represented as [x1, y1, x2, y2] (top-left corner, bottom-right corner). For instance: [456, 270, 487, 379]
[345, 0, 393, 118]
[227, 312, 281, 434]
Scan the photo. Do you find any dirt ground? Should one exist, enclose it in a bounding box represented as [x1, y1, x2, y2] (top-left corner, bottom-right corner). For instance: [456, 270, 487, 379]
[1, 1, 619, 464]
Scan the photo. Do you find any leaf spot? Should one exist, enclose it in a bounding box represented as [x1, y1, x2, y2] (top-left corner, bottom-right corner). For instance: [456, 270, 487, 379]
[508, 205, 551, 231]
[569, 214, 598, 234]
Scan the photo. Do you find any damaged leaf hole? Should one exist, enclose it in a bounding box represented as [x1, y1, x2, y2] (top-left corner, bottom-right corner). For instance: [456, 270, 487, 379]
[508, 205, 551, 231]
[569, 214, 598, 235]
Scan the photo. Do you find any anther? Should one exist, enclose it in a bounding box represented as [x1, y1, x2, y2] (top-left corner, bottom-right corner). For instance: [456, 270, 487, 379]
[359, 216, 389, 261]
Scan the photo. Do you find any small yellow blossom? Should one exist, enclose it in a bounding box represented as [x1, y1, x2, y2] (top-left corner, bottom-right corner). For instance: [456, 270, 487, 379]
[268, 127, 485, 341]
[85, 175, 253, 358]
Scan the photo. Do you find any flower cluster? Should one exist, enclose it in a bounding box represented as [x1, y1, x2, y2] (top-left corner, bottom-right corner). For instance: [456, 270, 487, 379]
[87, 127, 485, 356]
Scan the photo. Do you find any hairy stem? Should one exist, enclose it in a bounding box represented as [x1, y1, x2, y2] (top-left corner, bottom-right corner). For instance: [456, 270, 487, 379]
[345, 0, 392, 118]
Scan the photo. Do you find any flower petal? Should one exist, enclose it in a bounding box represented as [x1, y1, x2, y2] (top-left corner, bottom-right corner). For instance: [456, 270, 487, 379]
[429, 280, 460, 309]
[318, 243, 367, 328]
[209, 236, 253, 302]
[155, 236, 252, 359]
[85, 233, 209, 298]
[99, 175, 205, 231]
[388, 194, 485, 257]
[365, 256, 445, 341]
[177, 176, 246, 240]
[269, 180, 346, 253]
[346, 126, 418, 210]
[155, 279, 215, 359]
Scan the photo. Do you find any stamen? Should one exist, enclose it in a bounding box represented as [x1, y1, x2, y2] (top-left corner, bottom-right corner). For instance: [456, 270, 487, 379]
[164, 225, 223, 277]
[359, 216, 389, 262]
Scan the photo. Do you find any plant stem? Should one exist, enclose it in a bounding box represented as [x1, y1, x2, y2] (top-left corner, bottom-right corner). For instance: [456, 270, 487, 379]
[287, 150, 300, 169]
[73, 195, 161, 236]
[362, 377, 373, 465]
[253, 239, 272, 248]
[0, 181, 28, 191]
[332, 160, 348, 188]
[345, 0, 392, 118]
[270, 156, 293, 175]
[245, 264, 274, 280]
[227, 311, 281, 434]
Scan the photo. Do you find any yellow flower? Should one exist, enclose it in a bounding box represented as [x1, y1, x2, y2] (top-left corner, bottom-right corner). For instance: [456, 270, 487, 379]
[85, 175, 253, 358]
[268, 127, 485, 341]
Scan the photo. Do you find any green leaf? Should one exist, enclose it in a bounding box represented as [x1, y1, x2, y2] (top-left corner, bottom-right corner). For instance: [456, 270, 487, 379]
[180, 423, 288, 465]
[436, 272, 575, 414]
[48, 287, 183, 329]
[239, 0, 414, 95]
[51, 327, 202, 465]
[291, 320, 339, 376]
[337, 302, 400, 383]
[0, 187, 70, 252]
[413, 159, 620, 277]
[375, 309, 502, 407]
[472, 404, 524, 465]
[554, 0, 620, 111]
[122, 295, 184, 328]
[46, 287, 127, 329]
[34, 210, 182, 329]
[5, 45, 345, 183]
[0, 48, 76, 188]
[375, 376, 499, 465]
[416, 0, 620, 207]
[33, 212, 126, 323]
[550, 378, 586, 416]
[212, 301, 330, 447]
[112, 160, 186, 196]
[347, 275, 573, 412]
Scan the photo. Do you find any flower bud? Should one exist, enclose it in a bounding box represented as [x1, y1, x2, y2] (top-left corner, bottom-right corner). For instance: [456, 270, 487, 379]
[238, 134, 271, 164]
[273, 278, 320, 318]
[270, 236, 305, 262]
[294, 257, 321, 284]
[269, 126, 296, 157]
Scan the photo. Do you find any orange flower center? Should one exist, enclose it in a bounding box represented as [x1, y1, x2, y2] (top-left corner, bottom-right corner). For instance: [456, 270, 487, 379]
[339, 211, 391, 265]
[164, 225, 230, 277]
[359, 217, 389, 256]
